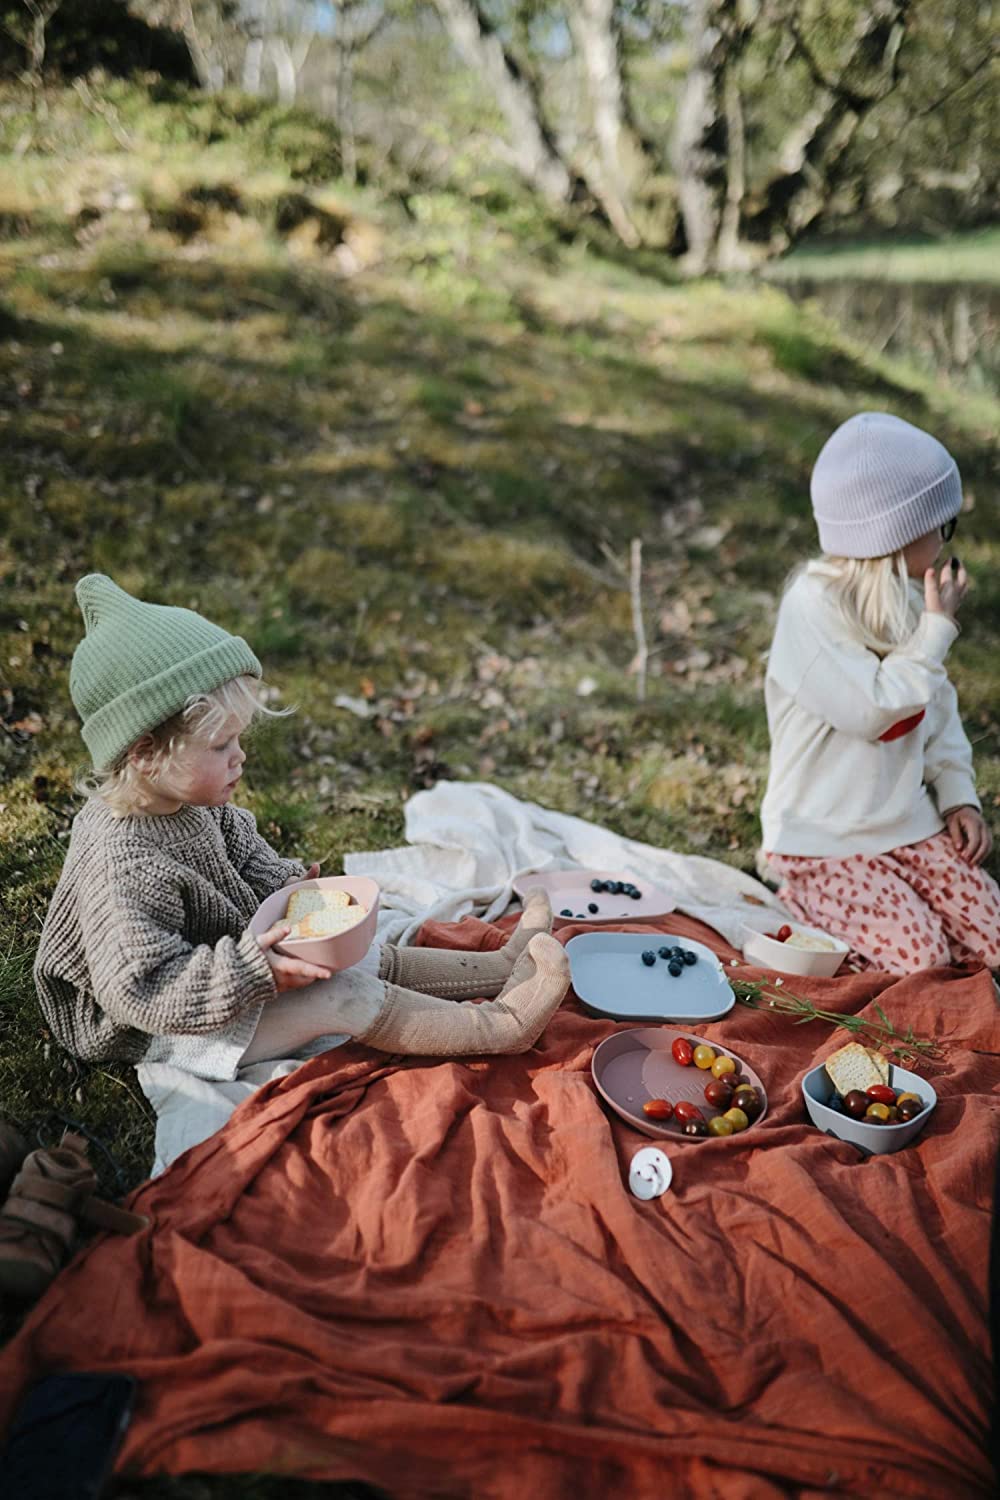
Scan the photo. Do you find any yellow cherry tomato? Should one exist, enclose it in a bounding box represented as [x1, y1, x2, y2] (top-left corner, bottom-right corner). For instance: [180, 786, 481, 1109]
[710, 1055, 736, 1079]
[895, 1092, 921, 1107]
[865, 1102, 890, 1122]
[723, 1107, 749, 1133]
[708, 1116, 735, 1137]
[693, 1044, 716, 1070]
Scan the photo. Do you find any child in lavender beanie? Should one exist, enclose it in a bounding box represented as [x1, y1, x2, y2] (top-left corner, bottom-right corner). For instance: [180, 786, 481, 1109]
[759, 411, 999, 974]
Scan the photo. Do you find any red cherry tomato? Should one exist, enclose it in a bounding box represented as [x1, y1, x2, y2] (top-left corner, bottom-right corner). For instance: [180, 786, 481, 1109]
[642, 1098, 674, 1120]
[673, 1100, 705, 1124]
[866, 1084, 897, 1105]
[671, 1037, 694, 1067]
[776, 924, 793, 942]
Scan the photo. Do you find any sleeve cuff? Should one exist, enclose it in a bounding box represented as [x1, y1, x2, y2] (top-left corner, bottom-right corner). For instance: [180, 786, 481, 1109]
[930, 772, 981, 816]
[237, 926, 278, 1003]
[912, 611, 959, 664]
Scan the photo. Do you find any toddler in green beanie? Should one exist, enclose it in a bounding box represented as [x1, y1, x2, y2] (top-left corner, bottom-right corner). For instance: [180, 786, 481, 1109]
[34, 575, 568, 1089]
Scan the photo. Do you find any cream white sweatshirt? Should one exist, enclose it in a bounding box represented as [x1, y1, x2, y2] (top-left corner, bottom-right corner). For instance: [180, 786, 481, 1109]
[760, 566, 980, 857]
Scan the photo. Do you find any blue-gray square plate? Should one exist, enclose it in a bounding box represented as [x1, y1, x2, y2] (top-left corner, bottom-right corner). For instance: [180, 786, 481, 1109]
[567, 932, 735, 1022]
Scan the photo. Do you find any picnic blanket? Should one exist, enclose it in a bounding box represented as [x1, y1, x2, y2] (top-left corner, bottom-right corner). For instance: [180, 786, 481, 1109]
[2, 909, 997, 1498]
[139, 780, 791, 1171]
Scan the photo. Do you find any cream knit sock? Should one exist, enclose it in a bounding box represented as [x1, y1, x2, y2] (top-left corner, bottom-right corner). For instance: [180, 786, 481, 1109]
[377, 887, 552, 999]
[359, 932, 569, 1057]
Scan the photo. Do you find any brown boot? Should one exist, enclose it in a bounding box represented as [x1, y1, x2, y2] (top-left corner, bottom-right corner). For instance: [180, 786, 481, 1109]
[0, 1116, 29, 1201]
[0, 1132, 148, 1301]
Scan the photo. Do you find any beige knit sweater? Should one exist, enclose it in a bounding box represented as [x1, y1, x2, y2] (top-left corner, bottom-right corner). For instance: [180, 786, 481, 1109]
[34, 799, 304, 1069]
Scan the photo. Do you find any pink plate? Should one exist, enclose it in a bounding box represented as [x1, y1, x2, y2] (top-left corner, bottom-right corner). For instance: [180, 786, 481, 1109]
[591, 1027, 768, 1142]
[511, 869, 674, 926]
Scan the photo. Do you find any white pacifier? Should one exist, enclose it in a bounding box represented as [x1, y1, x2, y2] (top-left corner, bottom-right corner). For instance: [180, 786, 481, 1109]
[628, 1146, 673, 1200]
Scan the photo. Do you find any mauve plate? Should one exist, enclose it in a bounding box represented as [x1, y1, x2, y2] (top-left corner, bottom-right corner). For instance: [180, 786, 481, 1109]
[511, 869, 674, 926]
[567, 932, 735, 1022]
[592, 1027, 768, 1142]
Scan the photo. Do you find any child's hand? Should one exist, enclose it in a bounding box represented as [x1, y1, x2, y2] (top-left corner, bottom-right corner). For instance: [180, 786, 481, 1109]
[924, 558, 968, 621]
[944, 805, 993, 865]
[256, 922, 333, 993]
[283, 862, 321, 887]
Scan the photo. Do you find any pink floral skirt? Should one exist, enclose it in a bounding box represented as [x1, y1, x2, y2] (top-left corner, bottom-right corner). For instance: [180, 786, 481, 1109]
[765, 832, 1000, 974]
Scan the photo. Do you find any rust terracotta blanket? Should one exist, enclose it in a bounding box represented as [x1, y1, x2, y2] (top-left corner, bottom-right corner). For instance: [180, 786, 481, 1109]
[1, 915, 998, 1498]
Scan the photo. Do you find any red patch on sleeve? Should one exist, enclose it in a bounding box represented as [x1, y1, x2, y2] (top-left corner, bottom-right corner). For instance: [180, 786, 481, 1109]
[878, 708, 926, 743]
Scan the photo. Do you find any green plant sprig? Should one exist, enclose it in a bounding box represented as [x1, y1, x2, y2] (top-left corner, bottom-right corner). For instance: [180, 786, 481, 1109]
[731, 978, 941, 1064]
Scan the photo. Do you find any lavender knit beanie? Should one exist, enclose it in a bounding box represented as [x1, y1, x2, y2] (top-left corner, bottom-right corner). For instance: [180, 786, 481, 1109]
[810, 411, 962, 559]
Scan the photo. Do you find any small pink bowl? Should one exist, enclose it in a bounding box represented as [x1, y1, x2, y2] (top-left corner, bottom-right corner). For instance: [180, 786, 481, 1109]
[248, 875, 380, 972]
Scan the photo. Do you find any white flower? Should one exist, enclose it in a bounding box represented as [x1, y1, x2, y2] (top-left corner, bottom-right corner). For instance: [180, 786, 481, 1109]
[730, 958, 739, 967]
[774, 976, 784, 986]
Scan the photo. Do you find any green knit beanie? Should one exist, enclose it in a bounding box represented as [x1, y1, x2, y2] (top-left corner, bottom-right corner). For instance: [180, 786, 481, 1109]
[70, 574, 262, 771]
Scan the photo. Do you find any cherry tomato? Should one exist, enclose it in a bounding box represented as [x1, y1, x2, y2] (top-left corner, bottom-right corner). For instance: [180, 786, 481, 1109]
[731, 1085, 761, 1120]
[642, 1098, 673, 1120]
[723, 1107, 749, 1133]
[897, 1099, 923, 1122]
[710, 1055, 736, 1079]
[693, 1044, 716, 1070]
[866, 1084, 896, 1105]
[776, 924, 793, 942]
[704, 1079, 734, 1109]
[708, 1116, 734, 1137]
[865, 1102, 890, 1123]
[674, 1100, 705, 1124]
[896, 1091, 922, 1108]
[681, 1119, 708, 1137]
[842, 1090, 870, 1119]
[671, 1037, 694, 1067]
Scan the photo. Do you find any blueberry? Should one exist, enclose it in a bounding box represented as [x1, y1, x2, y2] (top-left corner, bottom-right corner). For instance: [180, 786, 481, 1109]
[667, 962, 683, 977]
[575, 912, 586, 919]
[682, 950, 697, 966]
[657, 946, 670, 959]
[560, 908, 572, 917]
[609, 881, 623, 895]
[641, 951, 656, 967]
[590, 878, 604, 892]
[629, 889, 642, 900]
[588, 902, 599, 914]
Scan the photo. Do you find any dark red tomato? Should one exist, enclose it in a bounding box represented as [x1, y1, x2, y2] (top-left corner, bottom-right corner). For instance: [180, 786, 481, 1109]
[671, 1037, 694, 1067]
[674, 1100, 705, 1124]
[776, 924, 793, 942]
[642, 1098, 674, 1120]
[842, 1090, 870, 1119]
[704, 1079, 734, 1109]
[682, 1119, 709, 1137]
[865, 1084, 896, 1105]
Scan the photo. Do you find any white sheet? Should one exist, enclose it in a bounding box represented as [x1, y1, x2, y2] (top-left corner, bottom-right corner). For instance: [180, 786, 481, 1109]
[138, 779, 788, 1173]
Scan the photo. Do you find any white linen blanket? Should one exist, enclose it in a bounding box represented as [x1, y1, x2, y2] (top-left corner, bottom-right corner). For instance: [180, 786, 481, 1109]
[138, 780, 788, 1173]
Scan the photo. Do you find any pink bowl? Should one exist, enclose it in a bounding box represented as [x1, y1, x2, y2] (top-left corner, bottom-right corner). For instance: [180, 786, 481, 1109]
[248, 875, 380, 972]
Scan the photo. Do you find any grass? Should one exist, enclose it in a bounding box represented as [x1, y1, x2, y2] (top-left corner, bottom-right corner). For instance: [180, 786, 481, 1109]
[1, 79, 999, 1496]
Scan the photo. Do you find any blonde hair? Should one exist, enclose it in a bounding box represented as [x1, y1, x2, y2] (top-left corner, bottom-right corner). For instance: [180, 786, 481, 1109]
[796, 553, 921, 655]
[76, 675, 293, 816]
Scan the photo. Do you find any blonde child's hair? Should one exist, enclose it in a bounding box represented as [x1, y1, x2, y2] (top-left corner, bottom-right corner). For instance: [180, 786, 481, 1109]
[790, 552, 921, 656]
[76, 674, 292, 816]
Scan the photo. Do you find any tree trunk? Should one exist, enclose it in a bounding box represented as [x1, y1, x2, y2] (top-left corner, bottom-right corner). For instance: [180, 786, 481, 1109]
[671, 0, 752, 273]
[742, 0, 912, 256]
[243, 36, 264, 94]
[566, 0, 645, 245]
[430, 0, 583, 206]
